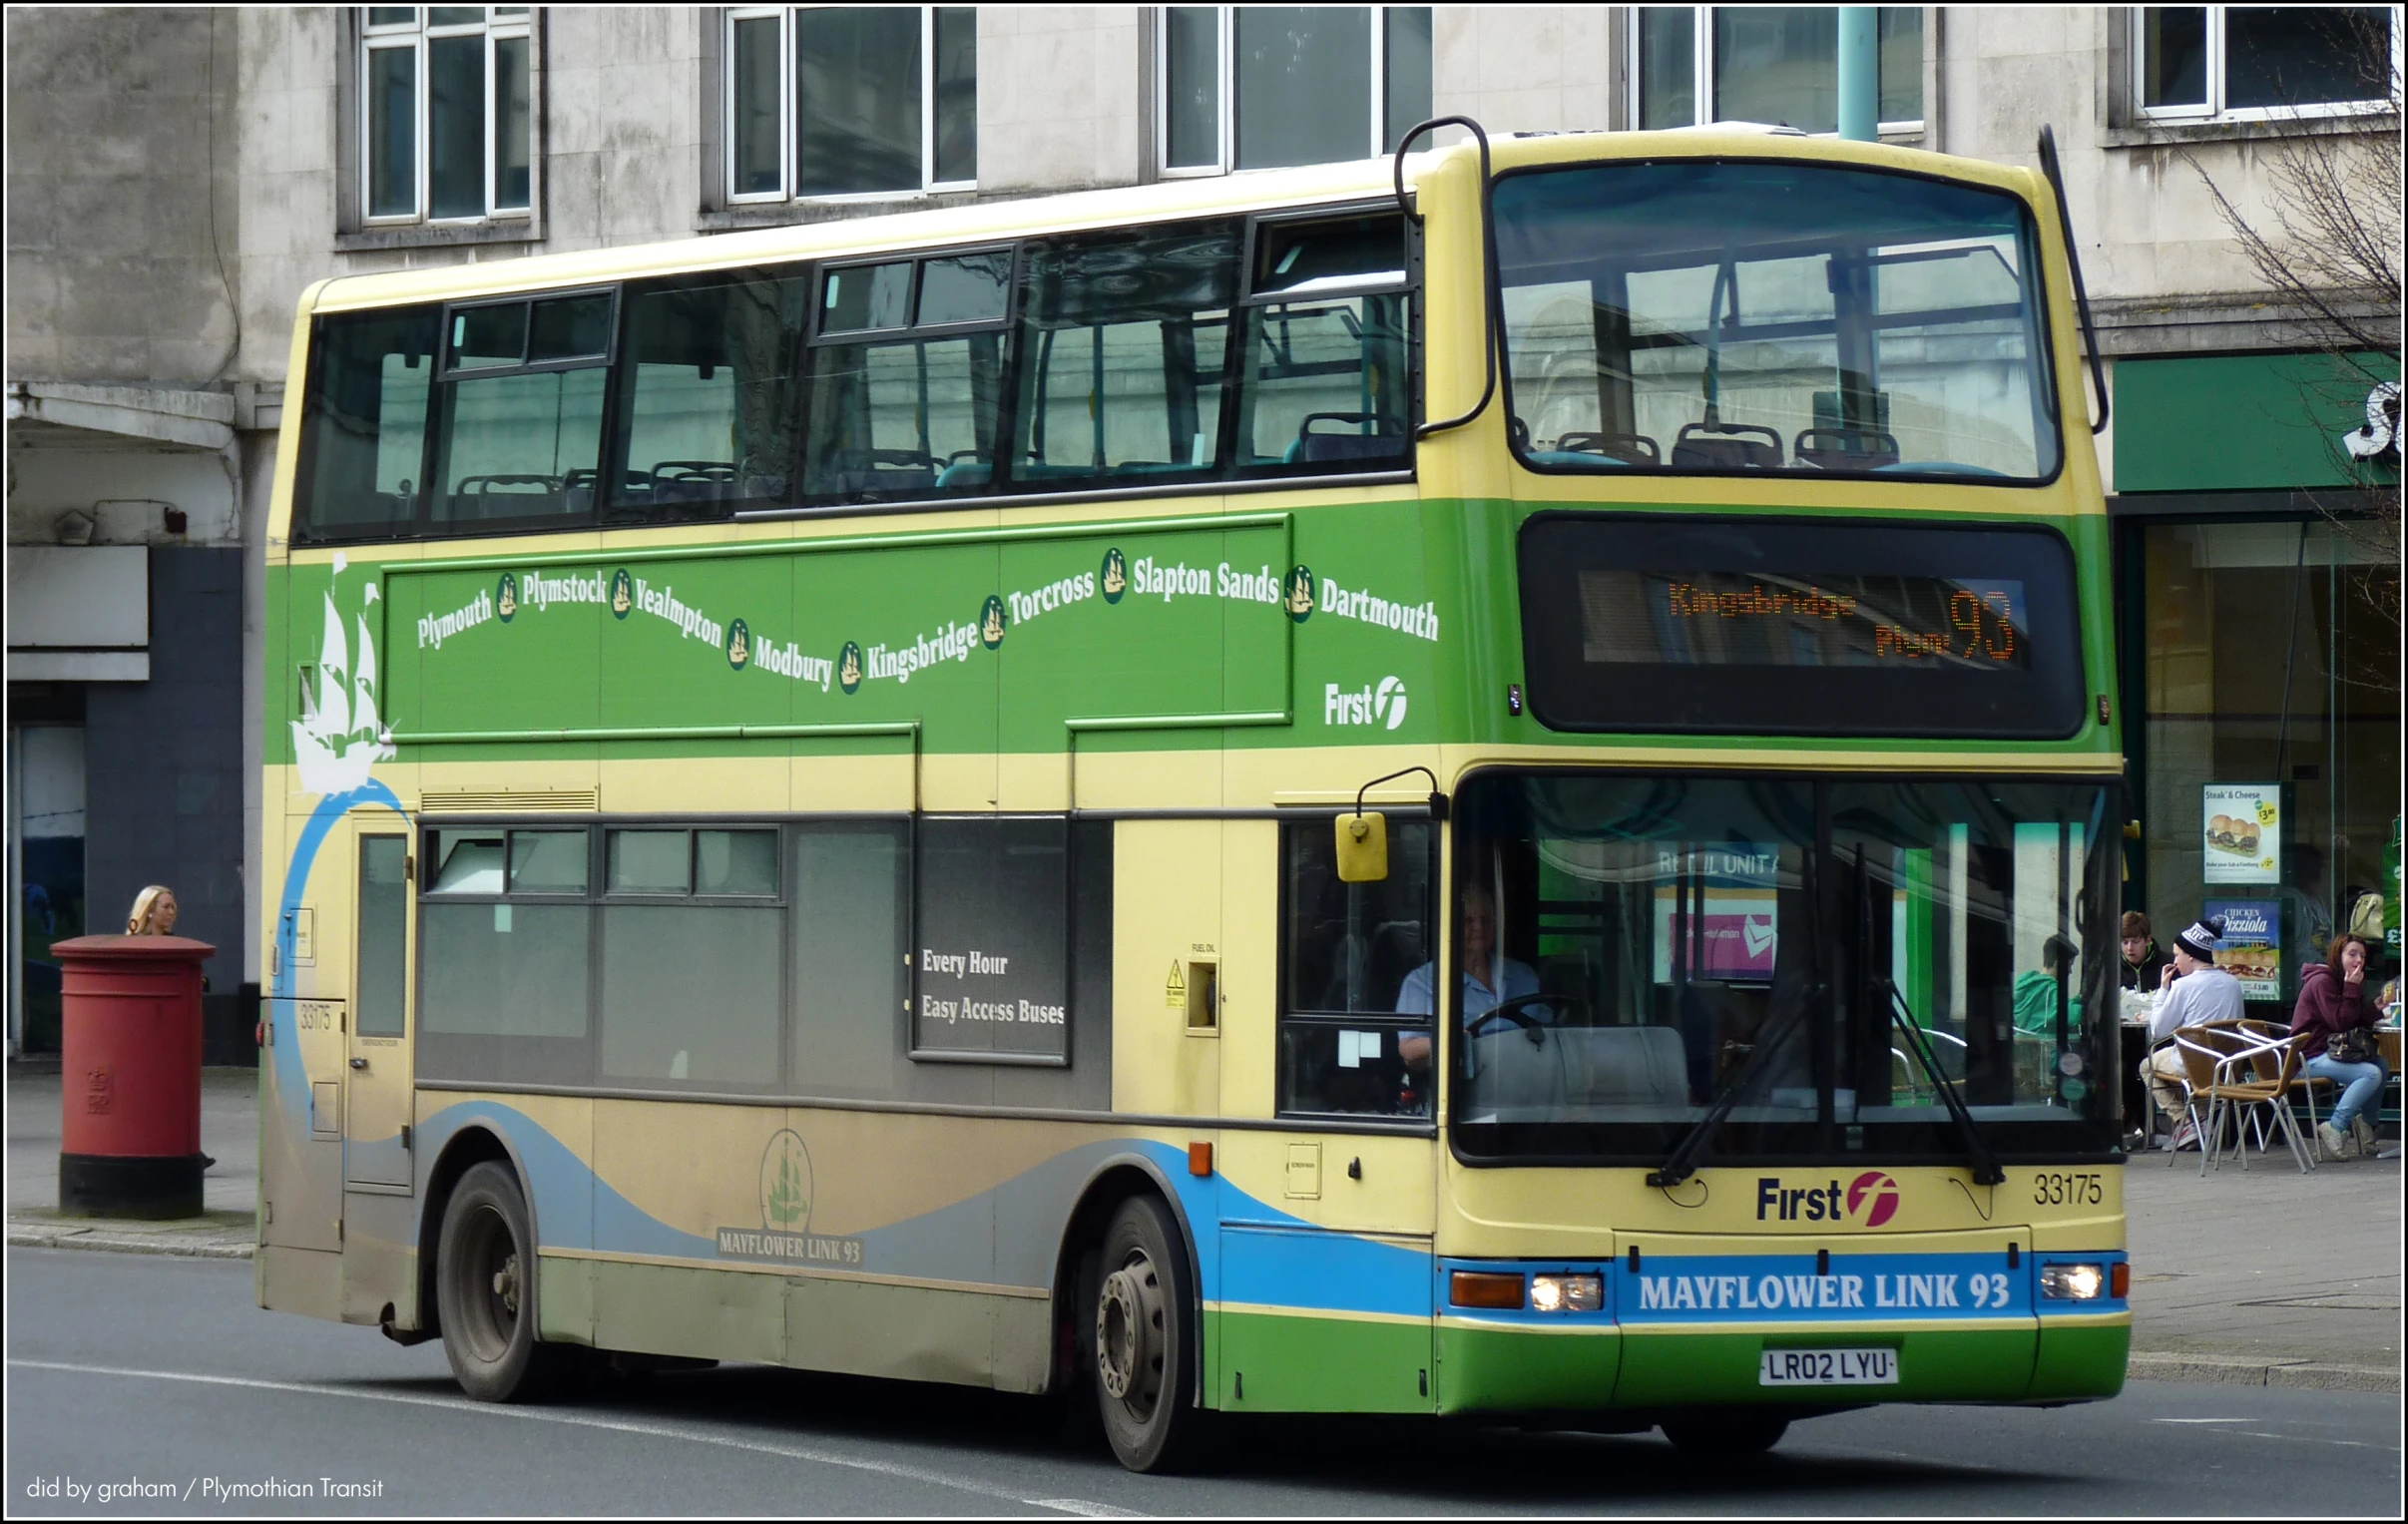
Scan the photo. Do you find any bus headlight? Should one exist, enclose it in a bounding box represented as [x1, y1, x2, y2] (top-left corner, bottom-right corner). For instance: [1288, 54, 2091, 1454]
[2039, 1263, 2106, 1299]
[1530, 1273, 1604, 1312]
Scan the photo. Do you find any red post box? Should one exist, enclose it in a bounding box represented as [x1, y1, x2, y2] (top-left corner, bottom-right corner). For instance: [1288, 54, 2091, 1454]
[54, 933, 216, 1218]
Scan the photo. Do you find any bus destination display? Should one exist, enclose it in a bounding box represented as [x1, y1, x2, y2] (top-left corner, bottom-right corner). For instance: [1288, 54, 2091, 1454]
[1578, 569, 2033, 671]
[1517, 515, 2085, 739]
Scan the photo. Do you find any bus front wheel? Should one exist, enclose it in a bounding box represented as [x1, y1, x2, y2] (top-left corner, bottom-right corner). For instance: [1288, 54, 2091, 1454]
[1659, 1409, 1790, 1455]
[1093, 1195, 1203, 1472]
[437, 1161, 576, 1402]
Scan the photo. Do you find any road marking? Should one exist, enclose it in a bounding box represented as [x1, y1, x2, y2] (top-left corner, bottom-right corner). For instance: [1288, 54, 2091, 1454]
[2152, 1416, 2395, 1450]
[9, 1359, 1144, 1516]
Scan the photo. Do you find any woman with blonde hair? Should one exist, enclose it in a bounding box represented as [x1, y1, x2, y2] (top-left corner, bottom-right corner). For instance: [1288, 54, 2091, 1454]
[126, 885, 180, 935]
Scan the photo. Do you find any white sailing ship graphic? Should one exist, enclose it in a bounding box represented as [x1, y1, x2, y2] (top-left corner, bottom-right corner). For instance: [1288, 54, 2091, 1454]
[292, 581, 395, 795]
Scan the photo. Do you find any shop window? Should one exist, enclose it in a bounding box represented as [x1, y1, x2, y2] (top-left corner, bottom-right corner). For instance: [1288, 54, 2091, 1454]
[2137, 7, 2395, 121]
[359, 7, 534, 225]
[2136, 522, 2401, 997]
[1161, 6, 1434, 175]
[608, 270, 812, 520]
[1634, 6, 1924, 133]
[1277, 817, 1437, 1118]
[725, 6, 977, 203]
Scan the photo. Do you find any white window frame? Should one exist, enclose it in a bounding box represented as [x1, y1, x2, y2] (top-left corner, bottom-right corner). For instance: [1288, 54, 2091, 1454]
[358, 6, 535, 227]
[722, 5, 977, 207]
[1627, 6, 1927, 137]
[2132, 6, 2400, 125]
[1155, 6, 1422, 178]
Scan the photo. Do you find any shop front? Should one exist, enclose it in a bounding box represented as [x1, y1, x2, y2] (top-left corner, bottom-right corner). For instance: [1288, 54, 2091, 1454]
[2114, 351, 2402, 1015]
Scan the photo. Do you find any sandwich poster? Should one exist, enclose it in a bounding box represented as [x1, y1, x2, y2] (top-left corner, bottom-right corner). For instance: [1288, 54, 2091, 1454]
[2202, 899, 2282, 1002]
[2202, 782, 2280, 884]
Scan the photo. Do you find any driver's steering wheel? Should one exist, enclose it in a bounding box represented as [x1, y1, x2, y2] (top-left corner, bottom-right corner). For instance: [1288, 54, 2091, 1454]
[1466, 993, 1579, 1048]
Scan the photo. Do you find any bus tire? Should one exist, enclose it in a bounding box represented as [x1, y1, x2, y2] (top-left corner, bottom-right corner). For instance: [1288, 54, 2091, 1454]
[1093, 1195, 1203, 1472]
[1659, 1409, 1789, 1455]
[436, 1161, 574, 1403]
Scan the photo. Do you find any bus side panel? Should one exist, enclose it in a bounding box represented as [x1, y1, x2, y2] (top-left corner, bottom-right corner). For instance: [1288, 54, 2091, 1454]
[1213, 1225, 1434, 1412]
[595, 1261, 786, 1367]
[1112, 819, 1222, 1117]
[338, 1190, 417, 1326]
[785, 1277, 1008, 1390]
[1436, 1323, 1622, 1414]
[258, 1244, 343, 1323]
[2030, 1315, 2130, 1399]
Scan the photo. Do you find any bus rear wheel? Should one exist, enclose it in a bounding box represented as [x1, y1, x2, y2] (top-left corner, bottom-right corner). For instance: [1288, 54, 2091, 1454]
[1093, 1195, 1203, 1472]
[1659, 1409, 1790, 1455]
[437, 1161, 576, 1402]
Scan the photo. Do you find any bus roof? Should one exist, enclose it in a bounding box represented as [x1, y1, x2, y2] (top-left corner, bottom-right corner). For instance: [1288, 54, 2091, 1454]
[303, 130, 2043, 315]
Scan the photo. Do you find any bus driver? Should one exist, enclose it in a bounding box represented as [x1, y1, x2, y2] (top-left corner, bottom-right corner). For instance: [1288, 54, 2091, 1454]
[1397, 882, 1543, 1075]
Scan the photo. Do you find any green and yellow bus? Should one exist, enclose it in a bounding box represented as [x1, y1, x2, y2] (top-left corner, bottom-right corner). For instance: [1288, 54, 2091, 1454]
[258, 122, 2130, 1469]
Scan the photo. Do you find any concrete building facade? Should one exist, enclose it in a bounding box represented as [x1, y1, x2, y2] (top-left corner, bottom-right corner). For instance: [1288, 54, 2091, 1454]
[8, 6, 2400, 1054]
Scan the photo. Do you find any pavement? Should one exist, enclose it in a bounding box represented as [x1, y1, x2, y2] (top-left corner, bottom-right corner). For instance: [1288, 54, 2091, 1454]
[7, 1061, 2400, 1392]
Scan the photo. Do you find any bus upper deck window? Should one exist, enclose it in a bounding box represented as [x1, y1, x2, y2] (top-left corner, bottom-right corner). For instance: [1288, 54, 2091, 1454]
[530, 294, 613, 361]
[822, 261, 914, 334]
[1250, 212, 1408, 299]
[1493, 161, 2061, 483]
[449, 303, 527, 369]
[294, 305, 440, 541]
[916, 252, 1011, 327]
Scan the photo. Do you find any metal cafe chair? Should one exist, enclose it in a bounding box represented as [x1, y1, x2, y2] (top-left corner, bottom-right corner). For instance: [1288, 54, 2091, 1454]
[2173, 1026, 2313, 1176]
[2236, 1017, 2331, 1155]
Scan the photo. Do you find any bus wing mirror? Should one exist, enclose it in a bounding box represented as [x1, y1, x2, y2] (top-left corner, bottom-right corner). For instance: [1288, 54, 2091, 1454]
[1335, 811, 1390, 883]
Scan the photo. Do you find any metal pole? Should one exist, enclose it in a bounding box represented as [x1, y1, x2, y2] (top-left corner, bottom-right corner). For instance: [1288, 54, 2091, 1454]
[1838, 7, 1879, 142]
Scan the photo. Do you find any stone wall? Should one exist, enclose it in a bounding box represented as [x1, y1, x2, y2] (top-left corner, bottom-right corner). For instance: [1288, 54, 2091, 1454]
[5, 6, 241, 383]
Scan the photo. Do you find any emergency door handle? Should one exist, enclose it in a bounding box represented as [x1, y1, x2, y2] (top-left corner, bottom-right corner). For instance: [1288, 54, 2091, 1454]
[349, 1057, 368, 1070]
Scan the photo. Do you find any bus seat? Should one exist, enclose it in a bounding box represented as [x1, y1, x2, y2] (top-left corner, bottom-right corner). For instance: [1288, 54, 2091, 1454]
[651, 461, 739, 505]
[1293, 412, 1408, 465]
[1526, 450, 1634, 468]
[1557, 430, 1662, 464]
[1560, 1025, 1690, 1106]
[1671, 422, 1784, 469]
[1874, 460, 2010, 478]
[1466, 1026, 1562, 1116]
[935, 460, 992, 488]
[1794, 427, 1900, 469]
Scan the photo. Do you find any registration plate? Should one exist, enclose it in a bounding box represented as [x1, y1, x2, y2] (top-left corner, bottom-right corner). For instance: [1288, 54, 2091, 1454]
[1758, 1347, 1899, 1386]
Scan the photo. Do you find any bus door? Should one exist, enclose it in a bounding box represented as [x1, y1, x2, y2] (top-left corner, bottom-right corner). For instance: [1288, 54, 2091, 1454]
[343, 833, 414, 1190]
[261, 810, 342, 1254]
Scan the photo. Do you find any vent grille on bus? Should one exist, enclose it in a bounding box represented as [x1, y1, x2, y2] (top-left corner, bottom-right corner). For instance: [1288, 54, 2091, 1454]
[419, 789, 600, 813]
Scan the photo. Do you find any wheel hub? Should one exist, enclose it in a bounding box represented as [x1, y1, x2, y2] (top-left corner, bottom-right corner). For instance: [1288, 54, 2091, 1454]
[1097, 1256, 1164, 1407]
[493, 1252, 521, 1317]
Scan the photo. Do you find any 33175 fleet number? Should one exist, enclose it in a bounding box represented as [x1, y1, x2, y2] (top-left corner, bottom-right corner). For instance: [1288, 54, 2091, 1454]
[2032, 1171, 2104, 1206]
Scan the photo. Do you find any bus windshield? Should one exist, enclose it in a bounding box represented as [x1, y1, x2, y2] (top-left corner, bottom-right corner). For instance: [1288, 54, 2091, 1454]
[1494, 160, 2062, 482]
[1449, 771, 2117, 1164]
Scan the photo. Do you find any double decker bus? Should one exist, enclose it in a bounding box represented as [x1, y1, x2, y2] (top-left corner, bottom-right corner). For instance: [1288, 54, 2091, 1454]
[258, 122, 2129, 1470]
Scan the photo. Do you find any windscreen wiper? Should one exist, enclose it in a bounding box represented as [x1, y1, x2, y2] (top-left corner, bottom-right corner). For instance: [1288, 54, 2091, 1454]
[1883, 980, 2007, 1187]
[1648, 981, 1822, 1190]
